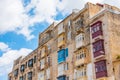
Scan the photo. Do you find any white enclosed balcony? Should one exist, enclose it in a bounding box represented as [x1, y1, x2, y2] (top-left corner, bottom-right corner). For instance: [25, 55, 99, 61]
[58, 23, 65, 35]
[75, 33, 84, 49]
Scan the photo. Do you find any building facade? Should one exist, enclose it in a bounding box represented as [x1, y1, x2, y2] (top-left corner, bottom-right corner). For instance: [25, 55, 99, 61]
[8, 2, 120, 80]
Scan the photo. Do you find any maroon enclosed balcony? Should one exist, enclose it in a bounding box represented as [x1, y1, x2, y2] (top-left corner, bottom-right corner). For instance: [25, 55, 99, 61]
[95, 60, 107, 78]
[96, 71, 107, 78]
[91, 21, 103, 38]
[93, 40, 105, 58]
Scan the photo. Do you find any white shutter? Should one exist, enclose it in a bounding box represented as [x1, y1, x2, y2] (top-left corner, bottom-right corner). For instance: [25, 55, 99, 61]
[58, 23, 64, 34]
[40, 59, 45, 69]
[46, 68, 50, 79]
[67, 31, 71, 40]
[38, 71, 44, 80]
[58, 64, 64, 76]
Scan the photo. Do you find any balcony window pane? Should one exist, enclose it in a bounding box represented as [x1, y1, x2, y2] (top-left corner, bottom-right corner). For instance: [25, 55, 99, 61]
[58, 23, 64, 34]
[40, 58, 45, 69]
[95, 60, 107, 78]
[93, 40, 104, 57]
[75, 33, 84, 48]
[91, 21, 102, 38]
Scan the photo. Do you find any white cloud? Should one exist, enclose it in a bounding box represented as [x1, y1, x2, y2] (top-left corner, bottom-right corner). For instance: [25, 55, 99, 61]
[0, 42, 32, 76]
[0, 42, 10, 52]
[0, 0, 120, 40]
[0, 0, 24, 33]
[26, 0, 60, 24]
[102, 0, 120, 8]
[0, 0, 34, 40]
[57, 0, 120, 15]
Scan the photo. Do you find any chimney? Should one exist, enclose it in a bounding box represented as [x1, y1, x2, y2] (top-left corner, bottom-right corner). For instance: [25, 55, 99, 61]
[72, 9, 79, 13]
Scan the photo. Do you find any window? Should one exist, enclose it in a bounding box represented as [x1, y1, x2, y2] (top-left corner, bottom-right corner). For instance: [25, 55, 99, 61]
[95, 60, 107, 72]
[63, 63, 69, 71]
[58, 63, 68, 76]
[26, 62, 27, 68]
[74, 68, 86, 79]
[92, 23, 100, 33]
[93, 40, 104, 57]
[67, 31, 71, 40]
[14, 69, 18, 77]
[68, 20, 71, 30]
[28, 59, 33, 67]
[46, 68, 50, 79]
[95, 60, 107, 78]
[93, 41, 103, 52]
[47, 44, 51, 53]
[39, 51, 41, 56]
[75, 19, 84, 31]
[76, 50, 86, 60]
[19, 76, 23, 80]
[47, 56, 50, 64]
[91, 21, 102, 38]
[9, 76, 11, 80]
[41, 48, 45, 54]
[58, 35, 64, 43]
[24, 74, 26, 80]
[40, 59, 45, 69]
[58, 64, 65, 76]
[34, 56, 36, 63]
[47, 44, 50, 50]
[66, 76, 69, 80]
[20, 64, 25, 72]
[58, 50, 66, 63]
[28, 72, 32, 80]
[58, 48, 68, 64]
[57, 75, 66, 80]
[58, 23, 64, 34]
[38, 71, 44, 80]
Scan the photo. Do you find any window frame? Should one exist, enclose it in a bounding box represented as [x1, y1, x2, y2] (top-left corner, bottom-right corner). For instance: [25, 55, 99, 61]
[14, 69, 19, 77]
[28, 59, 33, 67]
[91, 21, 103, 38]
[20, 64, 25, 72]
[93, 39, 105, 57]
[95, 60, 107, 78]
[27, 71, 32, 80]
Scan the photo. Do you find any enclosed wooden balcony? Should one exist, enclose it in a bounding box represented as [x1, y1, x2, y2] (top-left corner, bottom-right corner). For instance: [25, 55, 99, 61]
[75, 33, 85, 49]
[75, 19, 84, 34]
[75, 58, 87, 67]
[96, 77, 107, 80]
[58, 22, 65, 35]
[41, 46, 48, 58]
[41, 51, 46, 58]
[74, 68, 87, 80]
[58, 33, 66, 48]
[58, 40, 65, 48]
[76, 76, 87, 80]
[39, 32, 53, 47]
[96, 71, 107, 79]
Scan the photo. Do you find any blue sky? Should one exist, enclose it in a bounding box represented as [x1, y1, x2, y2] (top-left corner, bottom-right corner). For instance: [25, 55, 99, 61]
[0, 0, 120, 80]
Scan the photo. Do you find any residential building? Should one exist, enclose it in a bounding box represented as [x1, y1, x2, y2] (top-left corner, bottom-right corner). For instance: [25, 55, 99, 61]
[8, 2, 120, 80]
